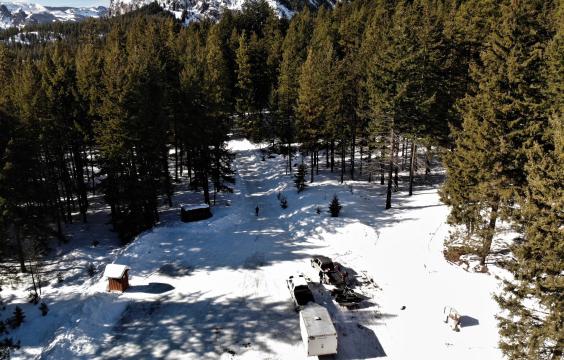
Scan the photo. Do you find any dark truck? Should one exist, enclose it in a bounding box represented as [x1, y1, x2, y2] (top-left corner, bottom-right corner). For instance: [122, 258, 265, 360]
[287, 274, 315, 311]
[311, 256, 346, 286]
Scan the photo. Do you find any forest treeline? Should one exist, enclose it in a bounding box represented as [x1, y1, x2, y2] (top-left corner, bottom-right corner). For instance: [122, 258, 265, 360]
[0, 0, 561, 358]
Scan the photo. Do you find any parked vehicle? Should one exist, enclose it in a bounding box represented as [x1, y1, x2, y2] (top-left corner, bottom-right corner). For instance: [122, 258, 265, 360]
[286, 274, 314, 311]
[299, 303, 338, 356]
[321, 270, 347, 286]
[311, 256, 347, 286]
[310, 255, 335, 272]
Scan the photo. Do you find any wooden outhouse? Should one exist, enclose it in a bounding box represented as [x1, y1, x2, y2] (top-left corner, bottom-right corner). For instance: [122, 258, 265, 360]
[104, 264, 130, 292]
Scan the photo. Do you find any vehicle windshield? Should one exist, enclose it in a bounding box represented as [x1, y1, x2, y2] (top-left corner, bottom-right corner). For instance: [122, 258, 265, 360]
[295, 288, 314, 305]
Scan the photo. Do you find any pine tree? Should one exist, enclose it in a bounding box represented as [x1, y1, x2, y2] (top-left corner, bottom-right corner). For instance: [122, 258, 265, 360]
[276, 9, 313, 172]
[328, 195, 342, 217]
[495, 2, 563, 358]
[367, 2, 418, 209]
[10, 306, 24, 328]
[442, 0, 499, 134]
[235, 32, 254, 122]
[440, 0, 553, 267]
[296, 9, 334, 184]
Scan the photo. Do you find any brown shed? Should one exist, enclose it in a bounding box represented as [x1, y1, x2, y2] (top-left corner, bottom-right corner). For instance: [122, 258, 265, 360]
[180, 203, 212, 222]
[104, 264, 130, 292]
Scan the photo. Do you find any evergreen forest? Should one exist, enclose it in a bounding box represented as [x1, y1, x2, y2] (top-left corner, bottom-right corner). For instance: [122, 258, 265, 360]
[0, 0, 561, 358]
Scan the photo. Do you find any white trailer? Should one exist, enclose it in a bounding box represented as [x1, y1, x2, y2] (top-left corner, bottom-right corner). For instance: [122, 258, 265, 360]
[299, 304, 338, 356]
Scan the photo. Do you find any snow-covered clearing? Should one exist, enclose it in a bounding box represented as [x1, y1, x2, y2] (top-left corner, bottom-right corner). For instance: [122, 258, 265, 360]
[5, 139, 505, 359]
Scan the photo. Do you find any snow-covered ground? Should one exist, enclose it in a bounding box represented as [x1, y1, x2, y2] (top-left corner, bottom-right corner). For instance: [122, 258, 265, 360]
[3, 139, 506, 359]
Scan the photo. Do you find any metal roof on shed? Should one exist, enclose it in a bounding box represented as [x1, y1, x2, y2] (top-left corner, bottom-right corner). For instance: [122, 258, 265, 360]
[103, 264, 129, 279]
[181, 203, 210, 211]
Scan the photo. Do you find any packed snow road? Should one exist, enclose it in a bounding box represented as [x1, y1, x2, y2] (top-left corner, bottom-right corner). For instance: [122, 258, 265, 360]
[28, 139, 503, 359]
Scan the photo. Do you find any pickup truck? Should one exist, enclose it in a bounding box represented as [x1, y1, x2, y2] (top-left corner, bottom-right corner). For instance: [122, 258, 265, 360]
[310, 255, 335, 272]
[286, 274, 315, 311]
[311, 256, 346, 286]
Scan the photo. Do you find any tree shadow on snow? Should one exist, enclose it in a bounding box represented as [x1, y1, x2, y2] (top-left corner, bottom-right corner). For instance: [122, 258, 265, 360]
[310, 283, 388, 359]
[127, 283, 175, 294]
[459, 315, 479, 328]
[334, 322, 387, 359]
[95, 294, 301, 360]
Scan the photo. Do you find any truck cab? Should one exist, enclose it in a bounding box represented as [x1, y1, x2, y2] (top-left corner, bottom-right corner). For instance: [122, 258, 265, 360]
[286, 274, 314, 311]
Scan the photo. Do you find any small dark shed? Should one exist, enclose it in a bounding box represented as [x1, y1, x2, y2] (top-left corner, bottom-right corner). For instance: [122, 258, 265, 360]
[104, 264, 130, 292]
[180, 203, 212, 222]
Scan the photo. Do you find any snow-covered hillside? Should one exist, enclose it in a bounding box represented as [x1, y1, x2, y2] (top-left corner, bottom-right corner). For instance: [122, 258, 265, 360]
[0, 1, 106, 29]
[108, 0, 330, 23]
[4, 139, 507, 359]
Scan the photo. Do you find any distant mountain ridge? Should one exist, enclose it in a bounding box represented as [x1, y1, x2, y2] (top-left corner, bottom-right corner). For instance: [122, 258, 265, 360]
[0, 1, 107, 29]
[108, 0, 334, 24]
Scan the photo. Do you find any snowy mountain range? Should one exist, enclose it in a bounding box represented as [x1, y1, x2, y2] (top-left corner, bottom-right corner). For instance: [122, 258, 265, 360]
[1, 0, 331, 30]
[0, 1, 107, 29]
[108, 0, 333, 24]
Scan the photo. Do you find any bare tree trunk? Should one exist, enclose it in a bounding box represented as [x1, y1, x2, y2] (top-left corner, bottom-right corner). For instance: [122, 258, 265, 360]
[359, 143, 363, 177]
[480, 198, 499, 266]
[90, 145, 96, 195]
[385, 128, 394, 209]
[316, 150, 319, 175]
[162, 146, 173, 207]
[380, 144, 386, 185]
[72, 146, 88, 223]
[401, 139, 406, 170]
[330, 140, 335, 172]
[340, 141, 345, 184]
[310, 149, 314, 183]
[425, 145, 432, 177]
[174, 145, 178, 183]
[188, 150, 192, 183]
[179, 145, 184, 179]
[203, 171, 210, 205]
[11, 224, 27, 273]
[350, 126, 356, 180]
[29, 258, 39, 298]
[409, 141, 417, 196]
[288, 141, 292, 174]
[394, 165, 399, 192]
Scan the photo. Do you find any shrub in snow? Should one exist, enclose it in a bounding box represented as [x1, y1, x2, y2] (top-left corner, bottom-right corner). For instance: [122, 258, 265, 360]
[329, 195, 342, 217]
[280, 196, 288, 209]
[9, 307, 24, 329]
[316, 206, 321, 214]
[56, 272, 64, 284]
[86, 263, 96, 277]
[294, 164, 307, 193]
[443, 231, 480, 264]
[28, 292, 39, 305]
[39, 303, 48, 316]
